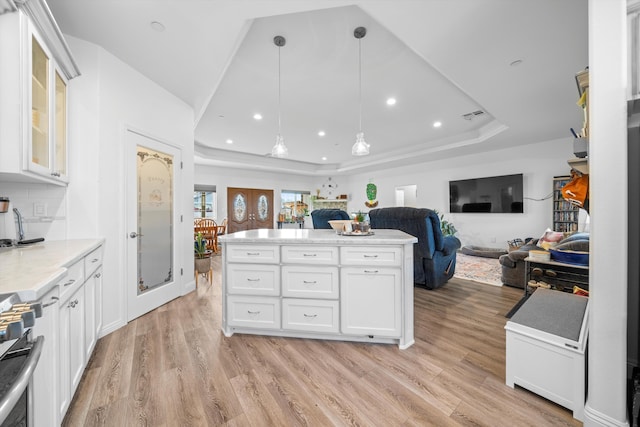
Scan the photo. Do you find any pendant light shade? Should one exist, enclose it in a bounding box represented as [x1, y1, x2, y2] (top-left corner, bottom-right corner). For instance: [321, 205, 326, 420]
[352, 26, 370, 156]
[271, 35, 288, 158]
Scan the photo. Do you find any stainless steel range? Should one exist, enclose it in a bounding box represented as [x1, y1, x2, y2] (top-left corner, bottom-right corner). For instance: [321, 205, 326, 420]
[0, 294, 43, 427]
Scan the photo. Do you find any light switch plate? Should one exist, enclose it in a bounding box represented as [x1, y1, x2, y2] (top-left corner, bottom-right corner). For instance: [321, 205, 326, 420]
[33, 202, 47, 217]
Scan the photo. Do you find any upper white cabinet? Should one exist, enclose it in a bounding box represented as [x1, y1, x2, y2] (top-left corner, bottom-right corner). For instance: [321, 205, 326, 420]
[629, 1, 640, 100]
[0, 0, 80, 185]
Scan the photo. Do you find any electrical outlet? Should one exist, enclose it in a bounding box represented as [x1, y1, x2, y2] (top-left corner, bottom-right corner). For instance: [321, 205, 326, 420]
[33, 202, 47, 217]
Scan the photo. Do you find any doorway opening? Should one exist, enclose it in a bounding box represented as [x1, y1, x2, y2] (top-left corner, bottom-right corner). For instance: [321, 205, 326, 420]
[194, 185, 217, 220]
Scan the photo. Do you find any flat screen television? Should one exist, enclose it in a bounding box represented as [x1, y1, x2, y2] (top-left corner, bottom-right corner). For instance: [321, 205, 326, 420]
[449, 173, 524, 213]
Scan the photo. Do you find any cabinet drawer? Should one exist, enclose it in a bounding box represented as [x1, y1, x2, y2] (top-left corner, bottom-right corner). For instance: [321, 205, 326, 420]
[281, 246, 339, 265]
[340, 246, 402, 266]
[226, 245, 280, 264]
[227, 265, 280, 296]
[282, 266, 339, 299]
[59, 260, 84, 303]
[282, 299, 339, 333]
[84, 245, 103, 276]
[227, 296, 281, 329]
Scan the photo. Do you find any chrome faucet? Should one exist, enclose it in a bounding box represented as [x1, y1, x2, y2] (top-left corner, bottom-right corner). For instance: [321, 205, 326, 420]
[13, 208, 24, 241]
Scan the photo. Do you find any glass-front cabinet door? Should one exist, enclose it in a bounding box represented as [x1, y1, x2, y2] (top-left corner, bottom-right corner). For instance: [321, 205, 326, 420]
[30, 35, 50, 173]
[28, 31, 68, 182]
[54, 71, 67, 178]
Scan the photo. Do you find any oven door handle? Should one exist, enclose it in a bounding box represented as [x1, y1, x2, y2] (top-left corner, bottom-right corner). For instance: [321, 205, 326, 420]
[0, 335, 44, 425]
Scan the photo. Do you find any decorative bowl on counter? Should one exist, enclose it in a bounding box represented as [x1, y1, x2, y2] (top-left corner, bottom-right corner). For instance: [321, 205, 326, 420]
[328, 220, 352, 233]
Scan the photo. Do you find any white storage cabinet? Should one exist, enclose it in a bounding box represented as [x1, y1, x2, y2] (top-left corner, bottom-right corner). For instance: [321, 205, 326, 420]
[505, 288, 589, 421]
[220, 229, 417, 349]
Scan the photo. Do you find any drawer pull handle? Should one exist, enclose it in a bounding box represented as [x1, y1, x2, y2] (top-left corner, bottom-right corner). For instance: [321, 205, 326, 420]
[42, 296, 59, 308]
[91, 258, 99, 263]
[247, 310, 261, 315]
[363, 255, 379, 258]
[303, 254, 317, 257]
[303, 314, 318, 318]
[246, 278, 261, 282]
[68, 299, 79, 308]
[63, 279, 76, 287]
[94, 273, 101, 278]
[303, 280, 317, 284]
[364, 270, 379, 274]
[246, 252, 260, 256]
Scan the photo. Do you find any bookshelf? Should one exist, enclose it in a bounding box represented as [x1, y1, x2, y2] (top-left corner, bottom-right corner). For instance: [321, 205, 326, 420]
[553, 176, 579, 232]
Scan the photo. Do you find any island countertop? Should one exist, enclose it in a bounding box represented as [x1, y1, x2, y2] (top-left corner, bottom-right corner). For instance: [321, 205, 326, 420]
[219, 228, 417, 245]
[0, 239, 105, 301]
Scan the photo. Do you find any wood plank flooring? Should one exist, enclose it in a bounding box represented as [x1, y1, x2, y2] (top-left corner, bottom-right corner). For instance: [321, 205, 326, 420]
[63, 255, 582, 426]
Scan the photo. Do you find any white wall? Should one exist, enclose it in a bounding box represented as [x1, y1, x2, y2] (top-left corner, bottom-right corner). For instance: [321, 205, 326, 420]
[196, 137, 579, 251]
[585, 0, 629, 425]
[65, 36, 195, 336]
[195, 164, 319, 227]
[344, 137, 577, 249]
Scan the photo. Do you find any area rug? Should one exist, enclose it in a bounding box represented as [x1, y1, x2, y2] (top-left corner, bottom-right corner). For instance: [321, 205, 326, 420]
[454, 252, 503, 286]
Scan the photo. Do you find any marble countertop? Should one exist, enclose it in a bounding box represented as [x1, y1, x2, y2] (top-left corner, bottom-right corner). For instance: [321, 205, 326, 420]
[0, 239, 104, 301]
[219, 228, 417, 245]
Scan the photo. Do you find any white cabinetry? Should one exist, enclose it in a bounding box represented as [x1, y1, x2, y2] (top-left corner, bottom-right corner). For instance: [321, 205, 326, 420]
[57, 260, 84, 421]
[221, 230, 416, 349]
[340, 246, 402, 337]
[32, 286, 59, 427]
[57, 244, 104, 423]
[340, 267, 401, 337]
[0, 0, 80, 185]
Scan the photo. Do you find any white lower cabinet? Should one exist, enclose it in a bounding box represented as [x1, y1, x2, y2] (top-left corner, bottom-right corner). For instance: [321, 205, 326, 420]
[282, 299, 339, 333]
[227, 296, 281, 329]
[32, 286, 59, 427]
[84, 266, 103, 360]
[55, 244, 104, 425]
[59, 281, 85, 420]
[340, 267, 401, 337]
[221, 235, 414, 348]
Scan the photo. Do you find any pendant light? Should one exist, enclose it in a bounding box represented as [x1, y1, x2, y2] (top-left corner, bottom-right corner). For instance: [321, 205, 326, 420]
[352, 26, 370, 156]
[271, 35, 288, 158]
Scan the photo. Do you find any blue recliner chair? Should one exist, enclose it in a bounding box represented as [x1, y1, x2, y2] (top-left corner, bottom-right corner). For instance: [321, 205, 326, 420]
[311, 209, 350, 229]
[369, 207, 461, 289]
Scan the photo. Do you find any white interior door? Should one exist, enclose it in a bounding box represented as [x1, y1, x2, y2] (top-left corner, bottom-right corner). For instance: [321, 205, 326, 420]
[126, 129, 182, 321]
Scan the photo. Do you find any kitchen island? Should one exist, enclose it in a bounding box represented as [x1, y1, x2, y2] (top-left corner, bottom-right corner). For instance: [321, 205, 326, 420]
[219, 229, 417, 349]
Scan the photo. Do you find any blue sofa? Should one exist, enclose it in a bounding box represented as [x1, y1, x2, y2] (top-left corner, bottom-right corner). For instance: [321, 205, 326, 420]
[368, 207, 461, 289]
[311, 209, 350, 229]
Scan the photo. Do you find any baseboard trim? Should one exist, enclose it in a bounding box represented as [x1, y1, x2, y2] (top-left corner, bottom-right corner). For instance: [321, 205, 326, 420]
[584, 403, 629, 427]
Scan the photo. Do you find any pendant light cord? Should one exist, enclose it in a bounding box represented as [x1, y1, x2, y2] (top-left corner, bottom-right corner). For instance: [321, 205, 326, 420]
[278, 44, 282, 135]
[358, 37, 362, 133]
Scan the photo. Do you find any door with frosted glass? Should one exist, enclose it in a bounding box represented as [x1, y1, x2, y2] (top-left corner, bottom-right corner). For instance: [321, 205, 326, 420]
[126, 130, 181, 321]
[227, 188, 273, 233]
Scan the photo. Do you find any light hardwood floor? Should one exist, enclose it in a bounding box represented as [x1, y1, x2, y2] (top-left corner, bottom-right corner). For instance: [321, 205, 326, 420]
[63, 255, 582, 426]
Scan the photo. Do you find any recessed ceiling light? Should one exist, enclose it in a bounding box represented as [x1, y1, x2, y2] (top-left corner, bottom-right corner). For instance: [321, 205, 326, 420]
[150, 21, 165, 32]
[386, 98, 397, 106]
[510, 59, 523, 67]
[225, 139, 233, 144]
[253, 113, 262, 120]
[322, 156, 327, 161]
[433, 121, 442, 128]
[318, 131, 326, 137]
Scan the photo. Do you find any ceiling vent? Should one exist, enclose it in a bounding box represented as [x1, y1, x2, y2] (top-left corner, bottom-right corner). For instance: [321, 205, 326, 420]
[462, 110, 485, 121]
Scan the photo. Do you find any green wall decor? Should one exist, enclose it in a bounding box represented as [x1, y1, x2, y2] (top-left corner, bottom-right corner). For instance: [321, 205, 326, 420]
[365, 182, 378, 208]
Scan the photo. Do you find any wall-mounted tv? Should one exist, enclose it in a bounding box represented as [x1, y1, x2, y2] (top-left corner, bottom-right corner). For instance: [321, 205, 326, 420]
[449, 174, 524, 213]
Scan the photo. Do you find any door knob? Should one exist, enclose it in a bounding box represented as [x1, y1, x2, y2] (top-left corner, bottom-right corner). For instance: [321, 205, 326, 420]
[129, 232, 143, 238]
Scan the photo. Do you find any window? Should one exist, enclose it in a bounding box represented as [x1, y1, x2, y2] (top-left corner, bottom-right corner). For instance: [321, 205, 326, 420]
[194, 185, 216, 220]
[280, 190, 310, 222]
